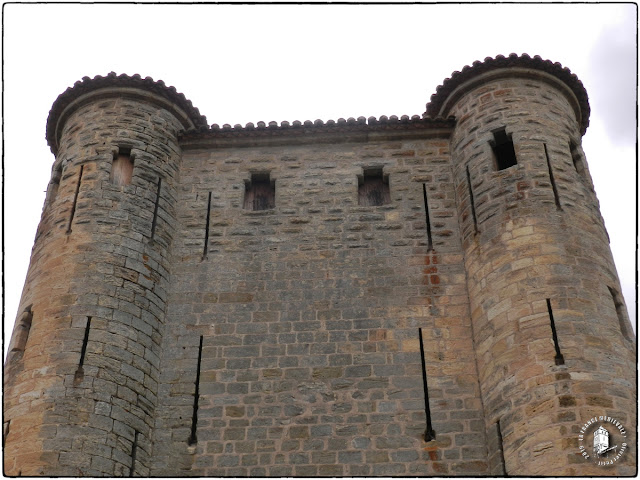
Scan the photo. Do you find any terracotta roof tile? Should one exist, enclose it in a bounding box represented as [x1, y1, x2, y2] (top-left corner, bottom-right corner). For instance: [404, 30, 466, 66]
[180, 115, 455, 148]
[46, 72, 208, 154]
[425, 53, 590, 135]
[48, 55, 582, 153]
[197, 115, 453, 136]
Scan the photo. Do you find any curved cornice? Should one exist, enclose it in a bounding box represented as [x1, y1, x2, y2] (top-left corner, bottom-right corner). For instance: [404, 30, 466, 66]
[425, 53, 590, 135]
[46, 72, 208, 155]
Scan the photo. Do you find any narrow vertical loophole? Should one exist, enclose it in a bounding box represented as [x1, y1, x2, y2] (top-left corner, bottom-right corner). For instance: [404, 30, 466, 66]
[129, 430, 139, 477]
[466, 165, 479, 234]
[496, 419, 508, 476]
[10, 307, 33, 362]
[569, 141, 586, 179]
[418, 328, 436, 442]
[188, 336, 204, 446]
[3, 420, 10, 448]
[544, 144, 562, 210]
[150, 178, 162, 241]
[422, 184, 434, 252]
[546, 299, 565, 365]
[607, 286, 633, 341]
[67, 165, 84, 234]
[75, 317, 92, 381]
[47, 164, 62, 205]
[202, 192, 212, 260]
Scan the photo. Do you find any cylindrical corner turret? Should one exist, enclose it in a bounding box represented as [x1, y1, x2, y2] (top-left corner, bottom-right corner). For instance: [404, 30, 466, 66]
[428, 54, 635, 475]
[3, 57, 635, 478]
[4, 73, 206, 476]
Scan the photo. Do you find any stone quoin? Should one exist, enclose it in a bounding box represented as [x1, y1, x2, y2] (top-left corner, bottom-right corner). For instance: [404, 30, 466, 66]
[4, 54, 636, 476]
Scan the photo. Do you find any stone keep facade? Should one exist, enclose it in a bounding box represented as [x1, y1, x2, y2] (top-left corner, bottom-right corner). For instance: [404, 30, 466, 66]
[4, 54, 636, 476]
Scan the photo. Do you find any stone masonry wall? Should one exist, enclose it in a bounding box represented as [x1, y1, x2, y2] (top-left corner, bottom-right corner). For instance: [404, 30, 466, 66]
[4, 59, 636, 478]
[447, 74, 636, 475]
[4, 94, 186, 476]
[150, 136, 489, 476]
[3, 148, 89, 475]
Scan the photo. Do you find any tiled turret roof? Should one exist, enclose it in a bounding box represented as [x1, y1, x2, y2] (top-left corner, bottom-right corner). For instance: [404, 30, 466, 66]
[46, 72, 208, 154]
[46, 54, 591, 155]
[425, 53, 590, 135]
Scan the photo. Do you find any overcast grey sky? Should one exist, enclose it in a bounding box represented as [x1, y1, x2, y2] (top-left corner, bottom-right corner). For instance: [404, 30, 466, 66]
[3, 4, 637, 354]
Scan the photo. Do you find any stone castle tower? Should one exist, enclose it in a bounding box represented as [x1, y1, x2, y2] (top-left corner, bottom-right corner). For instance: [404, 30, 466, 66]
[4, 54, 636, 476]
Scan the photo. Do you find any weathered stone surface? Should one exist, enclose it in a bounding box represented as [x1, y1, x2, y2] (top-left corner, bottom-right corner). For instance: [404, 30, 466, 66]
[4, 57, 635, 477]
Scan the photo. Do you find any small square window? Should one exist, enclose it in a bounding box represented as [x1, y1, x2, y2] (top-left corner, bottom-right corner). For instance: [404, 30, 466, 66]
[358, 168, 390, 206]
[244, 173, 275, 211]
[490, 128, 517, 170]
[111, 148, 134, 186]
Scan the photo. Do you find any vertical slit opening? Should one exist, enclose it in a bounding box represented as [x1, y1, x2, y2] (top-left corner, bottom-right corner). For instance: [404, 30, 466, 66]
[75, 317, 92, 381]
[544, 143, 562, 210]
[47, 164, 62, 205]
[466, 165, 479, 234]
[188, 336, 204, 446]
[202, 192, 212, 259]
[3, 420, 10, 448]
[418, 328, 436, 442]
[129, 430, 139, 477]
[67, 165, 84, 234]
[490, 128, 517, 170]
[569, 141, 587, 178]
[244, 172, 275, 211]
[546, 299, 565, 365]
[607, 286, 633, 341]
[422, 184, 434, 252]
[496, 419, 508, 476]
[150, 178, 162, 241]
[111, 148, 134, 186]
[10, 307, 33, 362]
[358, 168, 390, 206]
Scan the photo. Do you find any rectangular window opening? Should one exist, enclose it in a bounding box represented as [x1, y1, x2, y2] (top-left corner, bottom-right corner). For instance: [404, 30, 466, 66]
[111, 148, 134, 186]
[607, 286, 633, 341]
[358, 168, 390, 207]
[491, 128, 517, 170]
[244, 172, 275, 211]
